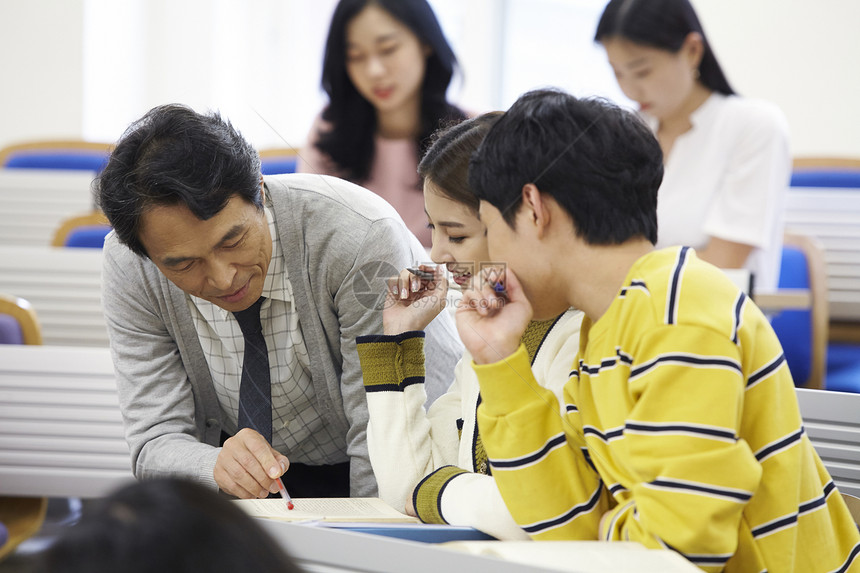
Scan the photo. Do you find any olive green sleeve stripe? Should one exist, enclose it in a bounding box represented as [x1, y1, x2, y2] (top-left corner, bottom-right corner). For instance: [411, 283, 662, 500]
[356, 332, 425, 390]
[399, 335, 426, 381]
[356, 340, 400, 388]
[413, 465, 468, 524]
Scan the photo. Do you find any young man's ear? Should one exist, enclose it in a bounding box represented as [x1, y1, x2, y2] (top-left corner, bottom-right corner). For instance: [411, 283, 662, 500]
[521, 183, 551, 238]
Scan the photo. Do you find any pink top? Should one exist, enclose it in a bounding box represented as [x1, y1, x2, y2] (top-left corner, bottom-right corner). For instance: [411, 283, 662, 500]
[298, 115, 430, 246]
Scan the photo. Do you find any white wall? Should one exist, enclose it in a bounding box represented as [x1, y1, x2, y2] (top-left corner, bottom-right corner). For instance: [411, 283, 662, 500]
[692, 0, 860, 158]
[0, 0, 84, 147]
[0, 0, 858, 158]
[80, 0, 338, 150]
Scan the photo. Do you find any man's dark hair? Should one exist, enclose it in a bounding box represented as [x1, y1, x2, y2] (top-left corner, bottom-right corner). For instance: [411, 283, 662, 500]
[468, 88, 663, 245]
[33, 478, 303, 573]
[96, 104, 262, 258]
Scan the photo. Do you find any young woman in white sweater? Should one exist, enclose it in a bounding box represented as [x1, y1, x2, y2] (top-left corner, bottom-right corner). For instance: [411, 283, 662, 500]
[355, 113, 583, 540]
[595, 0, 790, 290]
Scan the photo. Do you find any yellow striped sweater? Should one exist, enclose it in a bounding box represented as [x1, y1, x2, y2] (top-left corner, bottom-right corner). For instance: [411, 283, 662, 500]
[476, 247, 859, 572]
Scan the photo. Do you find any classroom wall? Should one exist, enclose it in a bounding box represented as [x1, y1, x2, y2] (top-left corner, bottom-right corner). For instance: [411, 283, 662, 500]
[0, 0, 84, 147]
[692, 0, 860, 158]
[0, 0, 858, 158]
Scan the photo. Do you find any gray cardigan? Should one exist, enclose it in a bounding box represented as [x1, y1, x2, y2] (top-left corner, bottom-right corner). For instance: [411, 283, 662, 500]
[101, 173, 462, 496]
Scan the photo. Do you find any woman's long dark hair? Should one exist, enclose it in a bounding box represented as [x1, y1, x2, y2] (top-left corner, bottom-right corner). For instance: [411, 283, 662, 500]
[317, 0, 466, 182]
[594, 0, 735, 96]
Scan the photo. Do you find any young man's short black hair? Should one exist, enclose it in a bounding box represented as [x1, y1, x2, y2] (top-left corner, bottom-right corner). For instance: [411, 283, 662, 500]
[96, 104, 262, 258]
[468, 88, 663, 245]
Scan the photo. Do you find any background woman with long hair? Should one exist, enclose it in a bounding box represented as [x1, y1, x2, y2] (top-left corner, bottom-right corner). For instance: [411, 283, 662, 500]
[596, 0, 791, 290]
[298, 0, 467, 246]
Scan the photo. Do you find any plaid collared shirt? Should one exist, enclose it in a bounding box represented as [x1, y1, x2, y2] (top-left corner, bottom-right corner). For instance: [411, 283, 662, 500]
[187, 204, 346, 464]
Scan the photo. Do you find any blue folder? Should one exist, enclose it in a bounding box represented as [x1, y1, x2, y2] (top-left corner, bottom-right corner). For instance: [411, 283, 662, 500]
[321, 522, 495, 543]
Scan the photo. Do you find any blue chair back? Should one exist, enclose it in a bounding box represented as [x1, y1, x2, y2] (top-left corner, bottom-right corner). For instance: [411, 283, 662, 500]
[259, 148, 299, 175]
[791, 169, 860, 188]
[0, 141, 113, 173]
[791, 157, 860, 188]
[771, 245, 812, 384]
[4, 152, 109, 172]
[0, 521, 8, 553]
[0, 314, 24, 345]
[64, 225, 112, 248]
[260, 157, 298, 175]
[0, 295, 42, 345]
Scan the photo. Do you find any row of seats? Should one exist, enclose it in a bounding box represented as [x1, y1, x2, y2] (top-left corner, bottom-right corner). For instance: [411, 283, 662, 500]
[0, 292, 70, 560]
[0, 140, 299, 175]
[0, 141, 300, 248]
[0, 143, 107, 542]
[785, 158, 860, 392]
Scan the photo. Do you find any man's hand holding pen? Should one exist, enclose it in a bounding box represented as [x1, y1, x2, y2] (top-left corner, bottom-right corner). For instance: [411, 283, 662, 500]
[455, 265, 532, 365]
[214, 428, 290, 499]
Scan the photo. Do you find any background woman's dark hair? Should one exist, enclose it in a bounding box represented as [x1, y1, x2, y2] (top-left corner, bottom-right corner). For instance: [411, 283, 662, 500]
[33, 478, 303, 573]
[418, 112, 502, 213]
[96, 104, 262, 258]
[594, 0, 735, 96]
[317, 0, 467, 182]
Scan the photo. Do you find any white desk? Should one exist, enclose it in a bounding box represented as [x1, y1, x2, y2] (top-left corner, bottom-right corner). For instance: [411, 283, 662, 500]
[0, 245, 108, 347]
[0, 169, 96, 247]
[258, 520, 700, 573]
[0, 345, 134, 498]
[796, 386, 860, 498]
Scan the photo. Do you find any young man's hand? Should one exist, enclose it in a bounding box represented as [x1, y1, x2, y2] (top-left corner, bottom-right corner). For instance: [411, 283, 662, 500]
[455, 266, 532, 364]
[214, 428, 290, 499]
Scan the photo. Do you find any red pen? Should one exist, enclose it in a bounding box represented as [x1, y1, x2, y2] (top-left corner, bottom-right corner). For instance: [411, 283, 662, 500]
[276, 477, 294, 510]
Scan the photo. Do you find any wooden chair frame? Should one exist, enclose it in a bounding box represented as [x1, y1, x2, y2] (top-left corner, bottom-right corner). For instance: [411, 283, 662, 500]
[258, 147, 300, 159]
[788, 158, 860, 342]
[843, 493, 860, 526]
[0, 140, 114, 167]
[51, 211, 111, 247]
[0, 294, 42, 345]
[792, 157, 860, 170]
[782, 232, 829, 389]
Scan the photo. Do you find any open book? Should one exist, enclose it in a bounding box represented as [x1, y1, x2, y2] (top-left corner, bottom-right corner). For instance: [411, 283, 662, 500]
[235, 497, 419, 523]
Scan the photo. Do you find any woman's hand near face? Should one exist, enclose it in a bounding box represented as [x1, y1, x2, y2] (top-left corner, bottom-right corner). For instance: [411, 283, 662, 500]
[382, 265, 449, 335]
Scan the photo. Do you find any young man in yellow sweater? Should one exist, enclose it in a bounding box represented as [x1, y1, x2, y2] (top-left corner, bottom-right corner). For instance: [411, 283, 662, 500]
[458, 88, 859, 572]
